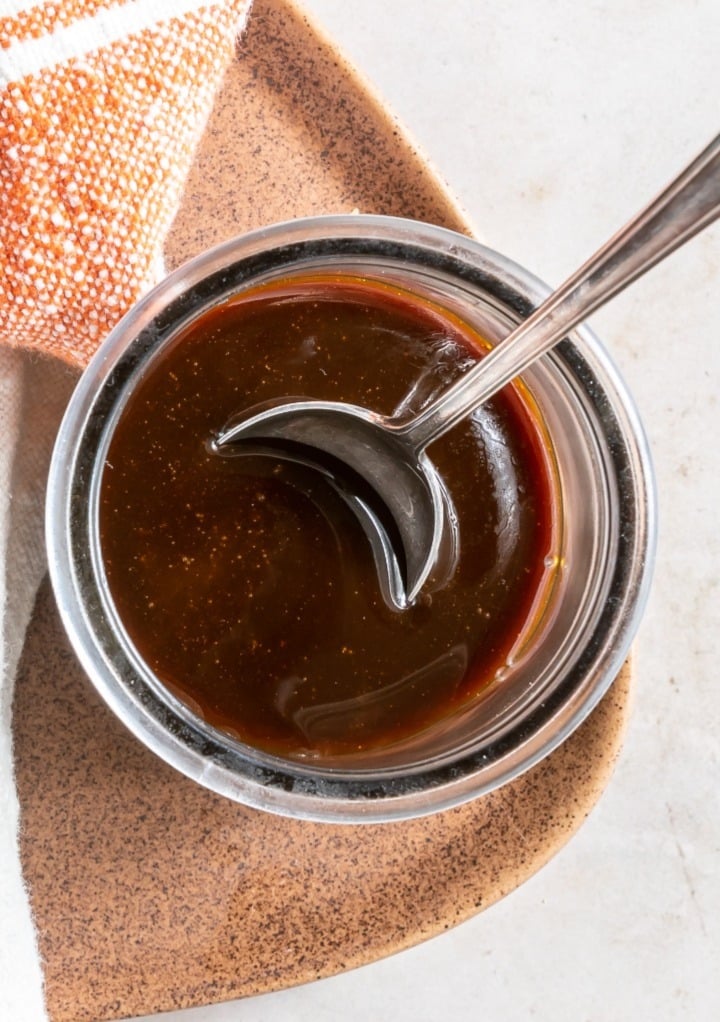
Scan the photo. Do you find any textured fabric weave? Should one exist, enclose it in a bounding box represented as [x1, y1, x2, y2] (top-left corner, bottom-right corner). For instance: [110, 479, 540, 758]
[1, 0, 252, 367]
[0, 3, 252, 1018]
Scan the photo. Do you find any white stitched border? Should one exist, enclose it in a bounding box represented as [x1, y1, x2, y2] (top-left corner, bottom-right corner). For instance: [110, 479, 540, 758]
[0, 1, 50, 18]
[0, 0, 226, 86]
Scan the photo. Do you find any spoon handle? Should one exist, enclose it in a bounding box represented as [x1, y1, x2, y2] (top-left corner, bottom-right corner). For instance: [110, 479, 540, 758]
[400, 134, 720, 452]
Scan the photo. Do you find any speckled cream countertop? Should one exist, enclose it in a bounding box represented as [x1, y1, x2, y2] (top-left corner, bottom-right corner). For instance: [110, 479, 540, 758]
[13, 1, 720, 1020]
[277, 3, 720, 1019]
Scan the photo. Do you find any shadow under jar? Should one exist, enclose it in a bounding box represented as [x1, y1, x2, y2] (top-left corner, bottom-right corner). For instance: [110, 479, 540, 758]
[46, 215, 656, 822]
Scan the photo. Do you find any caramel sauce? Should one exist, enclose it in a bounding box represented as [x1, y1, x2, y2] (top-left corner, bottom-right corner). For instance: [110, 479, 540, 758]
[99, 275, 558, 760]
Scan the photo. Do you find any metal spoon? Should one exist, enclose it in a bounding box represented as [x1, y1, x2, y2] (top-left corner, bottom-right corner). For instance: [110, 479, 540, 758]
[215, 135, 720, 607]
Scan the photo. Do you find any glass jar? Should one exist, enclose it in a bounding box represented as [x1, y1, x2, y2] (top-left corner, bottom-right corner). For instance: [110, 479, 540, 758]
[46, 215, 656, 822]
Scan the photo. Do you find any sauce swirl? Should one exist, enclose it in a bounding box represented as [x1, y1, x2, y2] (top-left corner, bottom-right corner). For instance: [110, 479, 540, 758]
[99, 275, 559, 760]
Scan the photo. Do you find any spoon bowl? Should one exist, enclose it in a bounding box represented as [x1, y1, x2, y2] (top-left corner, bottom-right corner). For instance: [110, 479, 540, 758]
[214, 399, 457, 607]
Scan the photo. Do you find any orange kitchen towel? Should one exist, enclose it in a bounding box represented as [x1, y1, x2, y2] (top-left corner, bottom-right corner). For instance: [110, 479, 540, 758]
[0, 0, 253, 369]
[0, 6, 252, 1017]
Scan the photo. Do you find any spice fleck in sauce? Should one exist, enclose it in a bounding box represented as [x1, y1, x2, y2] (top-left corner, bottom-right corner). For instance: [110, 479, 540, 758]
[99, 275, 558, 760]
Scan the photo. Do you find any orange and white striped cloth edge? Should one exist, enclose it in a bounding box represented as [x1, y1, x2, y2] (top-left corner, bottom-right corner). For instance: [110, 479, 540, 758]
[1, 0, 253, 368]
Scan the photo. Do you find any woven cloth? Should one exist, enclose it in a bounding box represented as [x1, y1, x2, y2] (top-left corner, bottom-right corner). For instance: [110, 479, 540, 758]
[0, 2, 252, 1017]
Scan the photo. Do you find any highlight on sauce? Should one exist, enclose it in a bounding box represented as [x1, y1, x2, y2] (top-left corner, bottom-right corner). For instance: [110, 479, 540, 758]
[99, 274, 560, 761]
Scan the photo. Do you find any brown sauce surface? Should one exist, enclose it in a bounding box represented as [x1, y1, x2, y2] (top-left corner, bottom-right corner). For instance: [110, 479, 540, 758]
[99, 275, 558, 760]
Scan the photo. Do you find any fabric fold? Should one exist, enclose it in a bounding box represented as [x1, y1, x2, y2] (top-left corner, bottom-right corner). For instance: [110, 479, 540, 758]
[0, 348, 77, 1022]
